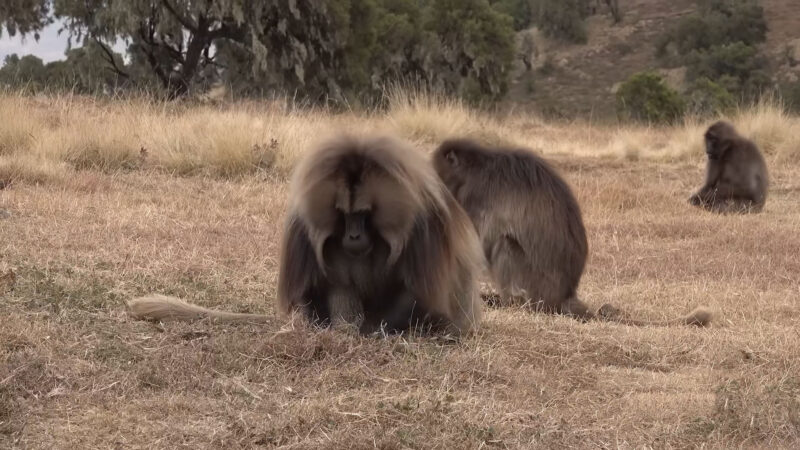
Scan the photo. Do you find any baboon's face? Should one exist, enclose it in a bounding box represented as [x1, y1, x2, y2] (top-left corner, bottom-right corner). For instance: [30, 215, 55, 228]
[301, 156, 418, 264]
[335, 208, 374, 258]
[432, 146, 475, 195]
[704, 122, 735, 160]
[704, 132, 721, 160]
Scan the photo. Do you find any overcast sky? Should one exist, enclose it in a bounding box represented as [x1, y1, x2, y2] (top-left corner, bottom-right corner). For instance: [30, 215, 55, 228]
[1, 21, 127, 64]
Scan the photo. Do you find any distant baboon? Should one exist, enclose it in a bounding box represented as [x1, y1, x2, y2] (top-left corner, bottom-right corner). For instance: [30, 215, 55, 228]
[689, 121, 769, 213]
[433, 139, 711, 327]
[129, 134, 483, 336]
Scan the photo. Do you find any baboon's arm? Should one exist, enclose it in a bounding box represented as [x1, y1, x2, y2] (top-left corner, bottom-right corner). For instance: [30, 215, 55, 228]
[694, 160, 724, 201]
[276, 216, 325, 317]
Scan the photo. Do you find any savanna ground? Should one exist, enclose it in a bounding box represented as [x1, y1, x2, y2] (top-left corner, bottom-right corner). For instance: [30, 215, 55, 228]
[1, 92, 800, 449]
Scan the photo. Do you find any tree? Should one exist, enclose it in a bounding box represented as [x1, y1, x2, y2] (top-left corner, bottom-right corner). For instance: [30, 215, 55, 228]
[218, 0, 516, 105]
[49, 41, 128, 93]
[0, 0, 52, 38]
[0, 42, 127, 93]
[215, 1, 378, 103]
[424, 0, 515, 102]
[1, 0, 517, 103]
[0, 54, 47, 90]
[54, 0, 247, 98]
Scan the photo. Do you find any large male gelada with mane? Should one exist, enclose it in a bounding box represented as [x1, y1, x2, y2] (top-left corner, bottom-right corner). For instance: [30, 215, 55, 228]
[278, 134, 484, 334]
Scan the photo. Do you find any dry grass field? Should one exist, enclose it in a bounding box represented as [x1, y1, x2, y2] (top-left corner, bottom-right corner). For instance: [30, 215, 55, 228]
[1, 92, 800, 448]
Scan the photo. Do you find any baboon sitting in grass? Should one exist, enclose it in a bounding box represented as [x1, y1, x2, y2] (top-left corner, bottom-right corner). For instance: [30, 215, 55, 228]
[689, 121, 768, 214]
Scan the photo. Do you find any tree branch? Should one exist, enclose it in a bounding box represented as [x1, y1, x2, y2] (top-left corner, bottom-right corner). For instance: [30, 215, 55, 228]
[138, 25, 172, 90]
[161, 0, 198, 32]
[92, 37, 130, 79]
[159, 38, 186, 63]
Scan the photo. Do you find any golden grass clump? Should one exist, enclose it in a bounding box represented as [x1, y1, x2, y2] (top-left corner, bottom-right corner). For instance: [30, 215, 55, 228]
[0, 95, 43, 156]
[735, 99, 800, 162]
[0, 90, 798, 184]
[384, 87, 523, 148]
[0, 153, 69, 186]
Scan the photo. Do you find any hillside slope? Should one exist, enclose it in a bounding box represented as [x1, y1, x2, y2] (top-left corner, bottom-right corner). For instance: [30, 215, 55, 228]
[508, 0, 800, 120]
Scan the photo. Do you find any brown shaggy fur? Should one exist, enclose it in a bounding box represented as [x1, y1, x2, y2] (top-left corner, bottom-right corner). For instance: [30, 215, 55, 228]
[433, 138, 712, 327]
[278, 134, 483, 335]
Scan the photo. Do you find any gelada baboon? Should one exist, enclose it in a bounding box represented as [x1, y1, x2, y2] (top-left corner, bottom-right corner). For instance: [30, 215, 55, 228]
[433, 139, 711, 327]
[128, 134, 483, 335]
[689, 121, 769, 213]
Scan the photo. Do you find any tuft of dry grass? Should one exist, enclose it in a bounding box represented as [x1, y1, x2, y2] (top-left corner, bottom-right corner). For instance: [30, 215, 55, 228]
[2, 94, 800, 448]
[0, 154, 69, 187]
[384, 87, 525, 148]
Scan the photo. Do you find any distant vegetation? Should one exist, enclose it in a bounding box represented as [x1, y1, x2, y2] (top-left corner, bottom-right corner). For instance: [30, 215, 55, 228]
[614, 0, 800, 122]
[2, 0, 800, 119]
[0, 42, 132, 95]
[0, 0, 612, 104]
[0, 0, 518, 105]
[490, 0, 595, 43]
[656, 0, 774, 111]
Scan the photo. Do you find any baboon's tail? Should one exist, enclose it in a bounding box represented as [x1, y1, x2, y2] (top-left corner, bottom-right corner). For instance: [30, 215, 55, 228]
[596, 303, 713, 327]
[127, 294, 270, 323]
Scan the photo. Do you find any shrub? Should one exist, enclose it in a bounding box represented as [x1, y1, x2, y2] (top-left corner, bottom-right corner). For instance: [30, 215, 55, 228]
[616, 72, 685, 123]
[685, 77, 735, 116]
[685, 42, 772, 100]
[489, 0, 532, 30]
[780, 81, 800, 113]
[657, 0, 767, 58]
[686, 43, 761, 83]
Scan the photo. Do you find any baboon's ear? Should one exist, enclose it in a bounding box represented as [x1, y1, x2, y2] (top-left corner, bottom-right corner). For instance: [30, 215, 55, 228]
[445, 150, 460, 168]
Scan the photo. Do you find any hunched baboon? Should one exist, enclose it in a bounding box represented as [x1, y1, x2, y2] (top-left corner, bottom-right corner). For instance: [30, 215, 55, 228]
[129, 134, 484, 335]
[278, 134, 483, 334]
[433, 139, 712, 327]
[689, 121, 769, 213]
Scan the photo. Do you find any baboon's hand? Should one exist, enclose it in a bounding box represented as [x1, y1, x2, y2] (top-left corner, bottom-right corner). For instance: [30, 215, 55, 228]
[688, 193, 703, 206]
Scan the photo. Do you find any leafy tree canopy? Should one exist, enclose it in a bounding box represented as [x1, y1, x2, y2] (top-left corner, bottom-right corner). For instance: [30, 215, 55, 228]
[1, 0, 517, 104]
